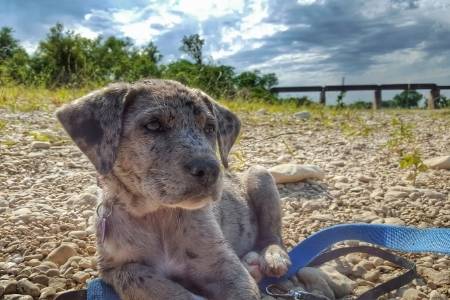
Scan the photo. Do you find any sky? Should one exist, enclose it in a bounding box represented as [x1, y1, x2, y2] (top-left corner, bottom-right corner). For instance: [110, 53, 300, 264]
[1, 0, 449, 102]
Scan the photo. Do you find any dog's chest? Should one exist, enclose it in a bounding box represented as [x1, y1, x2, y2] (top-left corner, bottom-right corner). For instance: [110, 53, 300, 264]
[139, 213, 200, 277]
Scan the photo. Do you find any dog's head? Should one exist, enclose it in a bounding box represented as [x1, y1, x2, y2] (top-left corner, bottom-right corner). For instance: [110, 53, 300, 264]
[57, 80, 240, 212]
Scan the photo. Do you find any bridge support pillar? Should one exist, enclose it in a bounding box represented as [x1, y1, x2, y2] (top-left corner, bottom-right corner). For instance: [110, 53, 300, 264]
[428, 87, 439, 109]
[373, 88, 382, 110]
[319, 88, 326, 105]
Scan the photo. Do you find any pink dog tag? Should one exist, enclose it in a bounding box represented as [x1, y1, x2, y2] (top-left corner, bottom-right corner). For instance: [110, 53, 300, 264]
[100, 217, 107, 244]
[96, 202, 112, 244]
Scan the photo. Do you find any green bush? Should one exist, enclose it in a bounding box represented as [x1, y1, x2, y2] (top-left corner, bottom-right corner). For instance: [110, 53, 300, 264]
[0, 24, 277, 101]
[392, 90, 423, 108]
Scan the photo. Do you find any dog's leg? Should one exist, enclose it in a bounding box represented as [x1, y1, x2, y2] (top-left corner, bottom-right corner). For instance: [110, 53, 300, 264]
[192, 248, 260, 300]
[102, 263, 202, 300]
[244, 165, 291, 278]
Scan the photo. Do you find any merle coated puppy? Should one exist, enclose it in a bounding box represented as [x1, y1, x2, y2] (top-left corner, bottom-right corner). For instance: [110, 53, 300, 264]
[57, 79, 291, 300]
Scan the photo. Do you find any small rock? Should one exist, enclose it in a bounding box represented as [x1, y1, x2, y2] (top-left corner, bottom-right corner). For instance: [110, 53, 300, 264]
[398, 287, 422, 300]
[0, 199, 9, 208]
[4, 295, 34, 300]
[357, 174, 374, 183]
[383, 217, 405, 226]
[429, 290, 446, 300]
[39, 286, 56, 299]
[269, 164, 325, 184]
[30, 274, 49, 286]
[48, 278, 66, 291]
[72, 271, 90, 283]
[424, 156, 450, 170]
[68, 231, 88, 239]
[79, 193, 98, 206]
[46, 244, 77, 266]
[26, 259, 41, 267]
[301, 200, 327, 211]
[330, 161, 345, 167]
[276, 155, 291, 163]
[31, 141, 51, 150]
[297, 267, 335, 299]
[319, 265, 356, 298]
[255, 108, 268, 115]
[370, 189, 384, 199]
[422, 268, 450, 285]
[294, 111, 311, 120]
[423, 190, 446, 200]
[363, 270, 380, 282]
[334, 175, 349, 183]
[12, 208, 33, 223]
[385, 190, 409, 200]
[45, 269, 60, 277]
[17, 279, 40, 297]
[78, 258, 94, 269]
[0, 279, 18, 294]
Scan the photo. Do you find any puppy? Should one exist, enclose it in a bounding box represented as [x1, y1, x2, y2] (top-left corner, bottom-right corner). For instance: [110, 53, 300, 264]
[57, 79, 291, 300]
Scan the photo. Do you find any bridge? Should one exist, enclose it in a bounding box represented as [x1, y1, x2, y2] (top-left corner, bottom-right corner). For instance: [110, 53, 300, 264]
[270, 83, 450, 109]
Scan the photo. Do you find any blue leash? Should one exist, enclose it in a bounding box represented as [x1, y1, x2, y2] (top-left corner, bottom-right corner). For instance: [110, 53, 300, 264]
[260, 223, 450, 289]
[87, 223, 450, 300]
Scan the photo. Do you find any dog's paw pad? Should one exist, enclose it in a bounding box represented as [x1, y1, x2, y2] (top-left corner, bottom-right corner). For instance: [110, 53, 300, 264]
[260, 245, 291, 278]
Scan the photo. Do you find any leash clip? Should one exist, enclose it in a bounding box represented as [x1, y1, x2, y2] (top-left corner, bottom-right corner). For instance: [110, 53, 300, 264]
[266, 284, 330, 300]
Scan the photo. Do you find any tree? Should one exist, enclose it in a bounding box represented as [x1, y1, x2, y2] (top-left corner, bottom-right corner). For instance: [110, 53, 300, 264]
[234, 70, 279, 101]
[0, 27, 32, 84]
[180, 34, 204, 65]
[392, 90, 423, 108]
[0, 27, 21, 61]
[33, 23, 97, 86]
[142, 41, 162, 64]
[435, 95, 450, 108]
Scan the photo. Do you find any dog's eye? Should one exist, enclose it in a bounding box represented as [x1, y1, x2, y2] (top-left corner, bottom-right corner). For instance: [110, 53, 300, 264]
[204, 123, 216, 134]
[145, 120, 163, 132]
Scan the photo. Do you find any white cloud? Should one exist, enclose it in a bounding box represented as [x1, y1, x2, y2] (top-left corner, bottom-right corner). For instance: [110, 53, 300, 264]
[297, 0, 322, 5]
[211, 0, 288, 60]
[22, 41, 38, 54]
[82, 6, 184, 45]
[73, 25, 100, 39]
[175, 0, 245, 21]
[247, 51, 330, 70]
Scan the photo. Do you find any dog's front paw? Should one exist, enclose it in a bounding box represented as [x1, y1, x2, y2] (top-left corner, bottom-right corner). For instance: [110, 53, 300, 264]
[242, 251, 264, 282]
[259, 244, 291, 278]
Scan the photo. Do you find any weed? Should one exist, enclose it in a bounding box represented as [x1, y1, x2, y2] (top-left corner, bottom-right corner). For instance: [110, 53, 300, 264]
[385, 117, 414, 154]
[399, 149, 428, 186]
[384, 117, 428, 185]
[340, 115, 374, 138]
[0, 119, 6, 132]
[2, 140, 18, 147]
[229, 150, 247, 172]
[281, 139, 296, 157]
[27, 130, 63, 143]
[336, 91, 346, 109]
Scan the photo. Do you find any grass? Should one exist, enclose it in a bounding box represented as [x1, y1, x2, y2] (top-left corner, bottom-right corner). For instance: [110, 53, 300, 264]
[1, 84, 449, 119]
[0, 119, 6, 131]
[0, 85, 92, 112]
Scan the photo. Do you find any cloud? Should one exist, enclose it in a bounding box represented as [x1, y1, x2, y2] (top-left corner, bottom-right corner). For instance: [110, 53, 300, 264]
[1, 0, 449, 89]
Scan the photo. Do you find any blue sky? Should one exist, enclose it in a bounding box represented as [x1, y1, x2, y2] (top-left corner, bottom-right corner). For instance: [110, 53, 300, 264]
[1, 0, 449, 101]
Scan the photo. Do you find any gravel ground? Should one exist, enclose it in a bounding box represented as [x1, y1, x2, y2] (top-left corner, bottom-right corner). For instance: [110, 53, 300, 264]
[0, 107, 449, 300]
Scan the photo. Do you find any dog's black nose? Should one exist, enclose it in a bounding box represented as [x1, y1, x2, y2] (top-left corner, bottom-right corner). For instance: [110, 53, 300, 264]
[184, 158, 220, 185]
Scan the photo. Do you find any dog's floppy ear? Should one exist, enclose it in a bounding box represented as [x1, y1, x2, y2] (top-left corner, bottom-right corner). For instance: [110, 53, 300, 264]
[199, 92, 241, 168]
[56, 83, 131, 175]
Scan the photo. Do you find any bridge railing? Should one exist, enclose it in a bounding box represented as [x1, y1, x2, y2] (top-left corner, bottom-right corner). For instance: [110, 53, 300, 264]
[270, 84, 449, 109]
